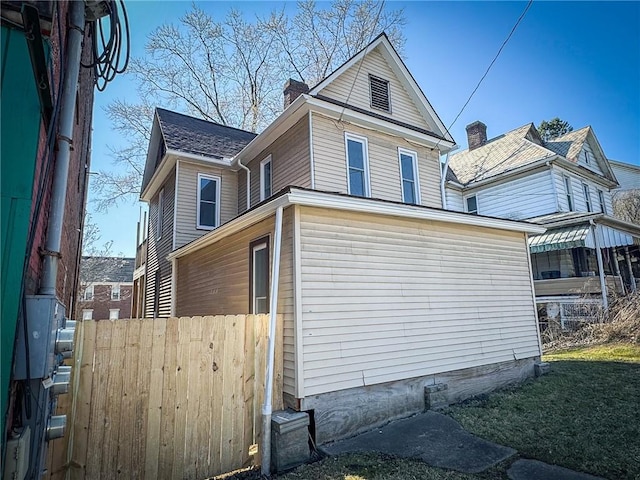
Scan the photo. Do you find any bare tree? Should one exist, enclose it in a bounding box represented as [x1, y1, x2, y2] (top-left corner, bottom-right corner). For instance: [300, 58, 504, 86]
[93, 0, 406, 212]
[612, 190, 640, 225]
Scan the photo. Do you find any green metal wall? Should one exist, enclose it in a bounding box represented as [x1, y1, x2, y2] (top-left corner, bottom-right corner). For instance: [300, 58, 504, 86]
[1, 25, 42, 436]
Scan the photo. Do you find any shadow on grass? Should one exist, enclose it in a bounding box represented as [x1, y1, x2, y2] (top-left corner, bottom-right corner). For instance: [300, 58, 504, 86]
[447, 360, 640, 480]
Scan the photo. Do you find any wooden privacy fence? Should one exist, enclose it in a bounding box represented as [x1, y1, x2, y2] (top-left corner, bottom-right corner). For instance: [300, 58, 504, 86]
[57, 315, 283, 480]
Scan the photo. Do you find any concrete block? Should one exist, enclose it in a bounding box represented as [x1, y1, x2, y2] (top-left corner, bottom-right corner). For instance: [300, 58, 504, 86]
[534, 362, 550, 377]
[424, 383, 449, 410]
[271, 410, 310, 473]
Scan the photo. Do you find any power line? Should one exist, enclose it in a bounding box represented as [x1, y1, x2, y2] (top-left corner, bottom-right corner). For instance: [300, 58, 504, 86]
[437, 0, 534, 149]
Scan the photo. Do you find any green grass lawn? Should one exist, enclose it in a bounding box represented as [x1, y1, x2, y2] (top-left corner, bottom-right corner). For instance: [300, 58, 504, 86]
[214, 343, 639, 480]
[448, 343, 640, 480]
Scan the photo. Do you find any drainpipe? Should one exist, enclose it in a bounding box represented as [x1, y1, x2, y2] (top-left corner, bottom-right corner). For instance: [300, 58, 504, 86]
[261, 205, 283, 477]
[590, 220, 608, 310]
[440, 151, 450, 209]
[237, 157, 251, 211]
[40, 1, 85, 295]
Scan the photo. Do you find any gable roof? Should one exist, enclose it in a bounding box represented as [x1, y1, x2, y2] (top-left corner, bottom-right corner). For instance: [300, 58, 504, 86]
[448, 124, 555, 184]
[156, 108, 256, 160]
[449, 123, 617, 186]
[308, 33, 455, 146]
[80, 257, 135, 283]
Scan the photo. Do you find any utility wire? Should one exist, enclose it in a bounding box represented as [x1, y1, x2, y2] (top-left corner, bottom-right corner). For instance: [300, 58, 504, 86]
[436, 0, 534, 149]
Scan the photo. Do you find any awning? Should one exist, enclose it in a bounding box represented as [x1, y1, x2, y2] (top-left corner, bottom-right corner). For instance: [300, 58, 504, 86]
[529, 225, 592, 253]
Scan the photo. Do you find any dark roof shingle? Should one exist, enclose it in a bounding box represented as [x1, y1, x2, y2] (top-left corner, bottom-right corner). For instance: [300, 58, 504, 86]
[156, 108, 257, 160]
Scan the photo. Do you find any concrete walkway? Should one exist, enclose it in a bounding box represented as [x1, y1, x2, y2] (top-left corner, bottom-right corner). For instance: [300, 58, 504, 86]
[322, 411, 604, 479]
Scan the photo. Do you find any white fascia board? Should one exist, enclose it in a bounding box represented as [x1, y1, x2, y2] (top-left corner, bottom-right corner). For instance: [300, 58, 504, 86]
[232, 95, 310, 169]
[165, 149, 233, 168]
[286, 189, 546, 235]
[553, 157, 618, 189]
[307, 97, 455, 151]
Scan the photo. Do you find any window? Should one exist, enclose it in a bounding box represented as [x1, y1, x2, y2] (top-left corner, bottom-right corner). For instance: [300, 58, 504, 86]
[583, 150, 590, 165]
[398, 149, 420, 204]
[156, 188, 164, 239]
[111, 284, 121, 301]
[83, 285, 94, 301]
[82, 309, 93, 320]
[598, 190, 607, 214]
[466, 195, 478, 214]
[260, 156, 272, 201]
[250, 238, 270, 314]
[197, 174, 220, 229]
[369, 75, 390, 112]
[345, 133, 370, 197]
[564, 176, 574, 211]
[582, 183, 592, 212]
[109, 309, 120, 320]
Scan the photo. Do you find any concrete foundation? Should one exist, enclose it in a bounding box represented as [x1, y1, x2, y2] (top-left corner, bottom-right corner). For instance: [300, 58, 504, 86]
[302, 357, 537, 445]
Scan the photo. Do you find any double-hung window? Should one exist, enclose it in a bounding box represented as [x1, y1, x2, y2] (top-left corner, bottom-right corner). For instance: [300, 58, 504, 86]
[197, 174, 221, 229]
[465, 195, 478, 215]
[260, 156, 272, 201]
[111, 284, 121, 301]
[564, 175, 574, 211]
[345, 133, 370, 197]
[83, 285, 94, 301]
[583, 183, 592, 212]
[598, 190, 607, 214]
[250, 238, 269, 314]
[156, 188, 164, 239]
[398, 148, 420, 205]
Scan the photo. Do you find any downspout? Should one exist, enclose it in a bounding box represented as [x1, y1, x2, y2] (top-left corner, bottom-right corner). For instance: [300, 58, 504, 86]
[237, 157, 251, 211]
[261, 205, 283, 477]
[590, 220, 608, 310]
[40, 1, 85, 295]
[440, 151, 450, 209]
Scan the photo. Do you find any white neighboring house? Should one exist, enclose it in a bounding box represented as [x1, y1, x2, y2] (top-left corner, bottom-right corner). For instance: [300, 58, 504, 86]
[445, 122, 640, 326]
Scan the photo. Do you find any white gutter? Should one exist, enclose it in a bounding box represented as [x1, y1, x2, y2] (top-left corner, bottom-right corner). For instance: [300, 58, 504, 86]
[237, 157, 251, 211]
[590, 220, 608, 310]
[261, 205, 284, 477]
[40, 1, 85, 295]
[440, 151, 451, 210]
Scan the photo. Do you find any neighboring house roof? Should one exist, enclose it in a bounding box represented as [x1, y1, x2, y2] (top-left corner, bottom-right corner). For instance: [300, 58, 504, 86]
[156, 108, 257, 160]
[449, 123, 617, 186]
[80, 257, 135, 283]
[448, 124, 554, 184]
[608, 159, 640, 191]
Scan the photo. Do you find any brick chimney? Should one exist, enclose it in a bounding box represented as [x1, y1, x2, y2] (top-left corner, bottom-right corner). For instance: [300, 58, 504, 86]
[466, 121, 487, 150]
[283, 79, 309, 109]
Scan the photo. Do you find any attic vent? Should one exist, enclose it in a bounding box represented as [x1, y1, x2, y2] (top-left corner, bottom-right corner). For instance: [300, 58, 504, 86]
[369, 75, 390, 112]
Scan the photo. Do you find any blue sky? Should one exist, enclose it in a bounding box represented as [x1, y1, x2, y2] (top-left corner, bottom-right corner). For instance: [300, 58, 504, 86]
[89, 1, 640, 257]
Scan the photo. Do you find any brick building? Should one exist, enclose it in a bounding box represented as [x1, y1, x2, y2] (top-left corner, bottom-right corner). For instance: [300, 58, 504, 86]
[77, 257, 135, 320]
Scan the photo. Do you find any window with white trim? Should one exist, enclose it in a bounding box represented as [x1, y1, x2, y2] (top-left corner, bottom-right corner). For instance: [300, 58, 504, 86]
[345, 133, 370, 197]
[582, 183, 592, 212]
[109, 309, 120, 320]
[260, 156, 272, 201]
[598, 189, 607, 214]
[82, 309, 93, 320]
[564, 176, 574, 211]
[398, 148, 420, 205]
[83, 285, 94, 301]
[369, 75, 390, 112]
[111, 284, 121, 301]
[250, 238, 269, 314]
[197, 173, 221, 229]
[156, 188, 164, 239]
[465, 195, 478, 215]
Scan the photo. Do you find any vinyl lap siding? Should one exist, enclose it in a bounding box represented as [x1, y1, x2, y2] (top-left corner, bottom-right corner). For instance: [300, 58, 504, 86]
[174, 160, 238, 249]
[475, 170, 556, 220]
[145, 169, 175, 317]
[175, 208, 297, 396]
[238, 118, 310, 213]
[445, 187, 464, 212]
[298, 207, 540, 396]
[555, 168, 611, 214]
[312, 114, 442, 207]
[318, 47, 432, 131]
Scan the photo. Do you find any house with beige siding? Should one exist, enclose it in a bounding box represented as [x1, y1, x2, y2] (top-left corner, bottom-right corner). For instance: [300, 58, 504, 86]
[446, 122, 640, 327]
[139, 33, 547, 443]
